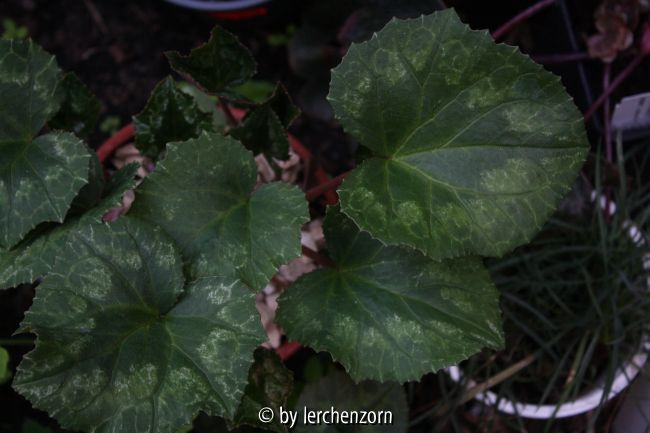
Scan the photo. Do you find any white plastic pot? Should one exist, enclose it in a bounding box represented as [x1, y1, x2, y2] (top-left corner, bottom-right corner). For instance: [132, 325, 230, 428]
[164, 0, 270, 11]
[447, 193, 650, 419]
[447, 342, 649, 419]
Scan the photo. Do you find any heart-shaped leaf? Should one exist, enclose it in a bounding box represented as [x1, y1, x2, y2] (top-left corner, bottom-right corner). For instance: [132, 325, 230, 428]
[0, 163, 139, 289]
[329, 10, 588, 260]
[49, 72, 101, 139]
[134, 77, 214, 159]
[230, 84, 300, 159]
[277, 207, 503, 382]
[166, 26, 256, 96]
[0, 39, 90, 250]
[14, 217, 264, 433]
[130, 132, 309, 288]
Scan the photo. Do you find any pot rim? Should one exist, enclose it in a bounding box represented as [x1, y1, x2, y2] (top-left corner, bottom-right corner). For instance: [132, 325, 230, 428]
[447, 341, 649, 419]
[163, 0, 270, 11]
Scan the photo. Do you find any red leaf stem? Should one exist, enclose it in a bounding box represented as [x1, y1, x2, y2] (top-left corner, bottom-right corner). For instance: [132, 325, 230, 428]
[305, 171, 350, 203]
[584, 53, 645, 122]
[492, 0, 556, 41]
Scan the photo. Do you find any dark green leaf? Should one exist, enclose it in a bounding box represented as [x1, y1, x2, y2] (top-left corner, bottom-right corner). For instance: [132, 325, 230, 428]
[68, 151, 105, 216]
[277, 207, 503, 382]
[294, 370, 408, 433]
[177, 81, 227, 132]
[0, 39, 90, 250]
[83, 162, 139, 222]
[99, 115, 121, 134]
[0, 39, 63, 138]
[0, 163, 139, 289]
[233, 80, 276, 103]
[49, 73, 101, 138]
[134, 77, 214, 159]
[230, 84, 300, 159]
[230, 111, 287, 160]
[130, 132, 309, 288]
[14, 217, 264, 433]
[233, 348, 293, 433]
[329, 10, 588, 260]
[165, 26, 256, 96]
[263, 84, 301, 128]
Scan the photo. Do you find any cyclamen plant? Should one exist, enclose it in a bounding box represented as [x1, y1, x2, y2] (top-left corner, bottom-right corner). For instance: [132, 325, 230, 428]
[0, 9, 587, 433]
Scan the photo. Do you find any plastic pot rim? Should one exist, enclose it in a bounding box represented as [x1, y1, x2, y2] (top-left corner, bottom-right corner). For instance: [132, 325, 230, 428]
[447, 340, 649, 419]
[163, 0, 270, 11]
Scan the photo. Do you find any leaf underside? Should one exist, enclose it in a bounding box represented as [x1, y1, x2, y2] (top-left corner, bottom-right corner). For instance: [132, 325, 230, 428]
[277, 207, 503, 382]
[329, 10, 589, 260]
[129, 132, 309, 288]
[0, 39, 90, 251]
[14, 218, 264, 433]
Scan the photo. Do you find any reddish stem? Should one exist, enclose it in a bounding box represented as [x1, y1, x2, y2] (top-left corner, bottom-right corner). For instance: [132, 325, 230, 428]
[602, 63, 615, 223]
[492, 0, 556, 41]
[96, 123, 135, 163]
[584, 53, 646, 122]
[305, 171, 350, 203]
[301, 245, 336, 268]
[289, 136, 338, 205]
[218, 96, 239, 127]
[603, 63, 612, 163]
[276, 341, 301, 361]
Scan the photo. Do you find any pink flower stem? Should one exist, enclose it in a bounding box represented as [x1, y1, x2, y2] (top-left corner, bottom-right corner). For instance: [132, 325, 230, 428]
[584, 53, 646, 122]
[492, 0, 557, 41]
[603, 63, 612, 163]
[602, 63, 614, 222]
